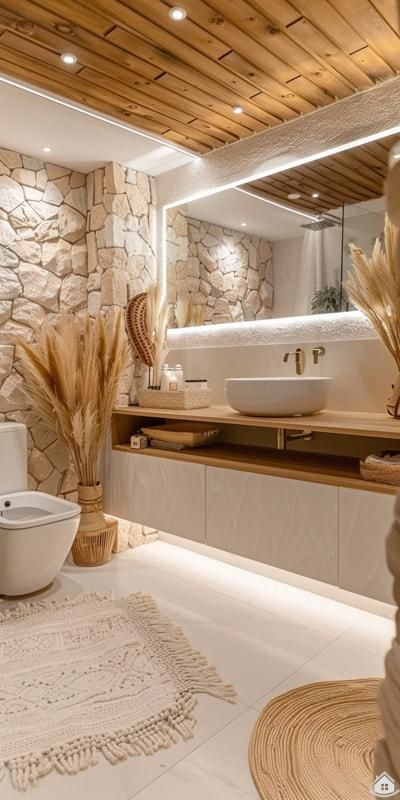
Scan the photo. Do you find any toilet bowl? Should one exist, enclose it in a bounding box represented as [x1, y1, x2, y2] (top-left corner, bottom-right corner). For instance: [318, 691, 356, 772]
[0, 423, 80, 597]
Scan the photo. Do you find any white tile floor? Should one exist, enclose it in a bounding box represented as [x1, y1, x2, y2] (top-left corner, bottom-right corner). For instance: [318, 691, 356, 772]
[1, 540, 395, 800]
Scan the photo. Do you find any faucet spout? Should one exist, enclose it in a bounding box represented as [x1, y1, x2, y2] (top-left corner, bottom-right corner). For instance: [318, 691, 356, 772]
[277, 428, 313, 449]
[283, 347, 305, 375]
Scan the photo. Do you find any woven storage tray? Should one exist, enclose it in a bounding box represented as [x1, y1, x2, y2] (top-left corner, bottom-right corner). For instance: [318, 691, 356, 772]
[360, 453, 400, 486]
[142, 422, 219, 448]
[137, 387, 211, 410]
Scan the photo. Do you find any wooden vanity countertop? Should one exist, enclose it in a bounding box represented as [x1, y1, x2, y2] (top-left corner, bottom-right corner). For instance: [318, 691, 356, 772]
[113, 405, 400, 440]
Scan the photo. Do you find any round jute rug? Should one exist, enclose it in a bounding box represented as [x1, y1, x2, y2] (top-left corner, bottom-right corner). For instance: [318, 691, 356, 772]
[249, 678, 383, 800]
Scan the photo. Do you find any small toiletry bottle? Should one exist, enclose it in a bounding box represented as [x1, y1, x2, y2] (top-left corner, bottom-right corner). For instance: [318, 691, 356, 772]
[160, 364, 170, 392]
[175, 364, 185, 391]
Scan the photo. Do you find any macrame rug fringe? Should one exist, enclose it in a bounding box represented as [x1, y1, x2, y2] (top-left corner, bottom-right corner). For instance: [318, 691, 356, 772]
[0, 591, 236, 791]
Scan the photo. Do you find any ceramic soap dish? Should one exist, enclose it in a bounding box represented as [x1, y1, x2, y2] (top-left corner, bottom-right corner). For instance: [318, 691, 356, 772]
[137, 387, 211, 410]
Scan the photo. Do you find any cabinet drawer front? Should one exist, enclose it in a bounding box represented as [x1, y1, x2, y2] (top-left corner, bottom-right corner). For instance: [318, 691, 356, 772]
[104, 451, 206, 542]
[339, 488, 394, 604]
[206, 466, 338, 584]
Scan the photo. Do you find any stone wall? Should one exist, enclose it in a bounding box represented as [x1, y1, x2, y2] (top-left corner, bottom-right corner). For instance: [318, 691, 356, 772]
[0, 149, 157, 499]
[86, 162, 157, 405]
[0, 147, 87, 500]
[167, 207, 274, 324]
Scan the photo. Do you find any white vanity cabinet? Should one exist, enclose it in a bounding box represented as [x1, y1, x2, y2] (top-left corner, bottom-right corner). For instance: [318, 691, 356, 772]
[205, 467, 339, 585]
[105, 450, 206, 543]
[338, 488, 395, 604]
[109, 408, 399, 605]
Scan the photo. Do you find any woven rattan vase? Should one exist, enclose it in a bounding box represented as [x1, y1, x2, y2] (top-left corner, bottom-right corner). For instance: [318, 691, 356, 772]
[71, 483, 117, 567]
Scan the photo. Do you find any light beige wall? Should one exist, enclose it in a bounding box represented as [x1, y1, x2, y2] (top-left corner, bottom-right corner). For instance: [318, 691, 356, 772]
[168, 337, 395, 414]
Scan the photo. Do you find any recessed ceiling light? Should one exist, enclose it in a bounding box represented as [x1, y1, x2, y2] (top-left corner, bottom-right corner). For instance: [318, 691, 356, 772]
[15, 20, 35, 35]
[312, 192, 320, 198]
[168, 6, 187, 20]
[60, 52, 77, 65]
[241, 222, 247, 226]
[288, 192, 301, 200]
[42, 146, 51, 153]
[55, 22, 75, 35]
[232, 106, 243, 114]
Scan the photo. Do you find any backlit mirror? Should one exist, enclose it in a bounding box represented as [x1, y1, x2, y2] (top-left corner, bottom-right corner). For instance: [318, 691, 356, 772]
[166, 134, 393, 326]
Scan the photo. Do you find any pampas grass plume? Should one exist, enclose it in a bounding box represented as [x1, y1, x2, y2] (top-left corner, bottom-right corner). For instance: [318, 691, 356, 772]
[17, 311, 129, 487]
[345, 216, 400, 370]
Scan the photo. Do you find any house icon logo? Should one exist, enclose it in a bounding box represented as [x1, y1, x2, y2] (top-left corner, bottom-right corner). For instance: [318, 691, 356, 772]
[371, 773, 399, 797]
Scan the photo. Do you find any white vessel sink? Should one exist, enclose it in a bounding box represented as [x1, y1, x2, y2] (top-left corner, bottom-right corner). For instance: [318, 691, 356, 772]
[226, 377, 332, 417]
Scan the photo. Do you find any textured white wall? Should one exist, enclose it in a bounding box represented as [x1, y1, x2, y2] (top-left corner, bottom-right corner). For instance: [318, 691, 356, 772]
[156, 77, 400, 208]
[167, 310, 376, 350]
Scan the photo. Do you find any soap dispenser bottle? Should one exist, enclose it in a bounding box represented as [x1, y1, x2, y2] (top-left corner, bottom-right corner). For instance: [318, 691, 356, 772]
[160, 364, 171, 392]
[175, 364, 185, 391]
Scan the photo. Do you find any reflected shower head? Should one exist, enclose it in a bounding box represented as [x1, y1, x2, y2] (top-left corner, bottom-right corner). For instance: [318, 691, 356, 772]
[301, 217, 340, 231]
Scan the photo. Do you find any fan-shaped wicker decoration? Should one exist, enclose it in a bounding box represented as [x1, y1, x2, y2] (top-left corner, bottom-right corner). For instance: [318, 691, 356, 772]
[125, 293, 154, 367]
[249, 679, 382, 800]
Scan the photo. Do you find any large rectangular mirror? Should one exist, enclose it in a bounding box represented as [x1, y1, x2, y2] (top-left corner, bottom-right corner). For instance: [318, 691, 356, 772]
[166, 134, 394, 326]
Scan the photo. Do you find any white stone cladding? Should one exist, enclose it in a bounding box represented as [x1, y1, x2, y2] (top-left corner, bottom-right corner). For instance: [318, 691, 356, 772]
[0, 149, 87, 501]
[86, 162, 157, 407]
[0, 149, 156, 515]
[167, 207, 273, 324]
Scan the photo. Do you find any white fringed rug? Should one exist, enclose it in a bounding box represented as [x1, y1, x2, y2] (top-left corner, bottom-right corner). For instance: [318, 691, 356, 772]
[0, 592, 235, 791]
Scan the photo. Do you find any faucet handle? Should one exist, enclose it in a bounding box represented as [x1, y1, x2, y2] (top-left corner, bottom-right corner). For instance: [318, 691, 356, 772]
[312, 346, 326, 364]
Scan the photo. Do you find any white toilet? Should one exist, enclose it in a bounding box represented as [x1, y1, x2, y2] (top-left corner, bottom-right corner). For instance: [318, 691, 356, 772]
[0, 422, 80, 597]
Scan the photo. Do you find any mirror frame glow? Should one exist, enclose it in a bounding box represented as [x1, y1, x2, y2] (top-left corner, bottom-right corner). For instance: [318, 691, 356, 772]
[161, 123, 400, 348]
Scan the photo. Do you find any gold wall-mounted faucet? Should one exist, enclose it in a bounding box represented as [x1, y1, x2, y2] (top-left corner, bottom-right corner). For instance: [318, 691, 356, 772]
[283, 347, 305, 375]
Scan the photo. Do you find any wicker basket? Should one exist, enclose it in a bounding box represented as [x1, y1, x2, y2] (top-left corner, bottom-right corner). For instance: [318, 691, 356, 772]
[71, 483, 117, 567]
[360, 453, 400, 486]
[137, 387, 211, 410]
[142, 422, 219, 448]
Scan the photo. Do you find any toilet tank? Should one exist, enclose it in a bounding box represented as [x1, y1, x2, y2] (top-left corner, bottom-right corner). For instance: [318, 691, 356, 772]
[0, 423, 27, 493]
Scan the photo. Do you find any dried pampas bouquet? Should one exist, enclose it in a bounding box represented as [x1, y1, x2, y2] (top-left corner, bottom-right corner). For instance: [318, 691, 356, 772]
[344, 216, 400, 416]
[145, 282, 171, 387]
[17, 310, 129, 565]
[175, 290, 206, 328]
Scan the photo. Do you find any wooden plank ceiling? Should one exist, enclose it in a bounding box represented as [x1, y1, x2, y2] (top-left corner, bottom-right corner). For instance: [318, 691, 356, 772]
[0, 0, 398, 155]
[243, 133, 397, 213]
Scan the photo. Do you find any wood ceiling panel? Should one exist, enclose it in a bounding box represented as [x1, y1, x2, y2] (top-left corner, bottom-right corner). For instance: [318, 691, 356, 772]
[0, 0, 397, 153]
[242, 135, 393, 215]
[329, 0, 400, 71]
[201, 0, 355, 98]
[285, 17, 373, 90]
[369, 0, 400, 29]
